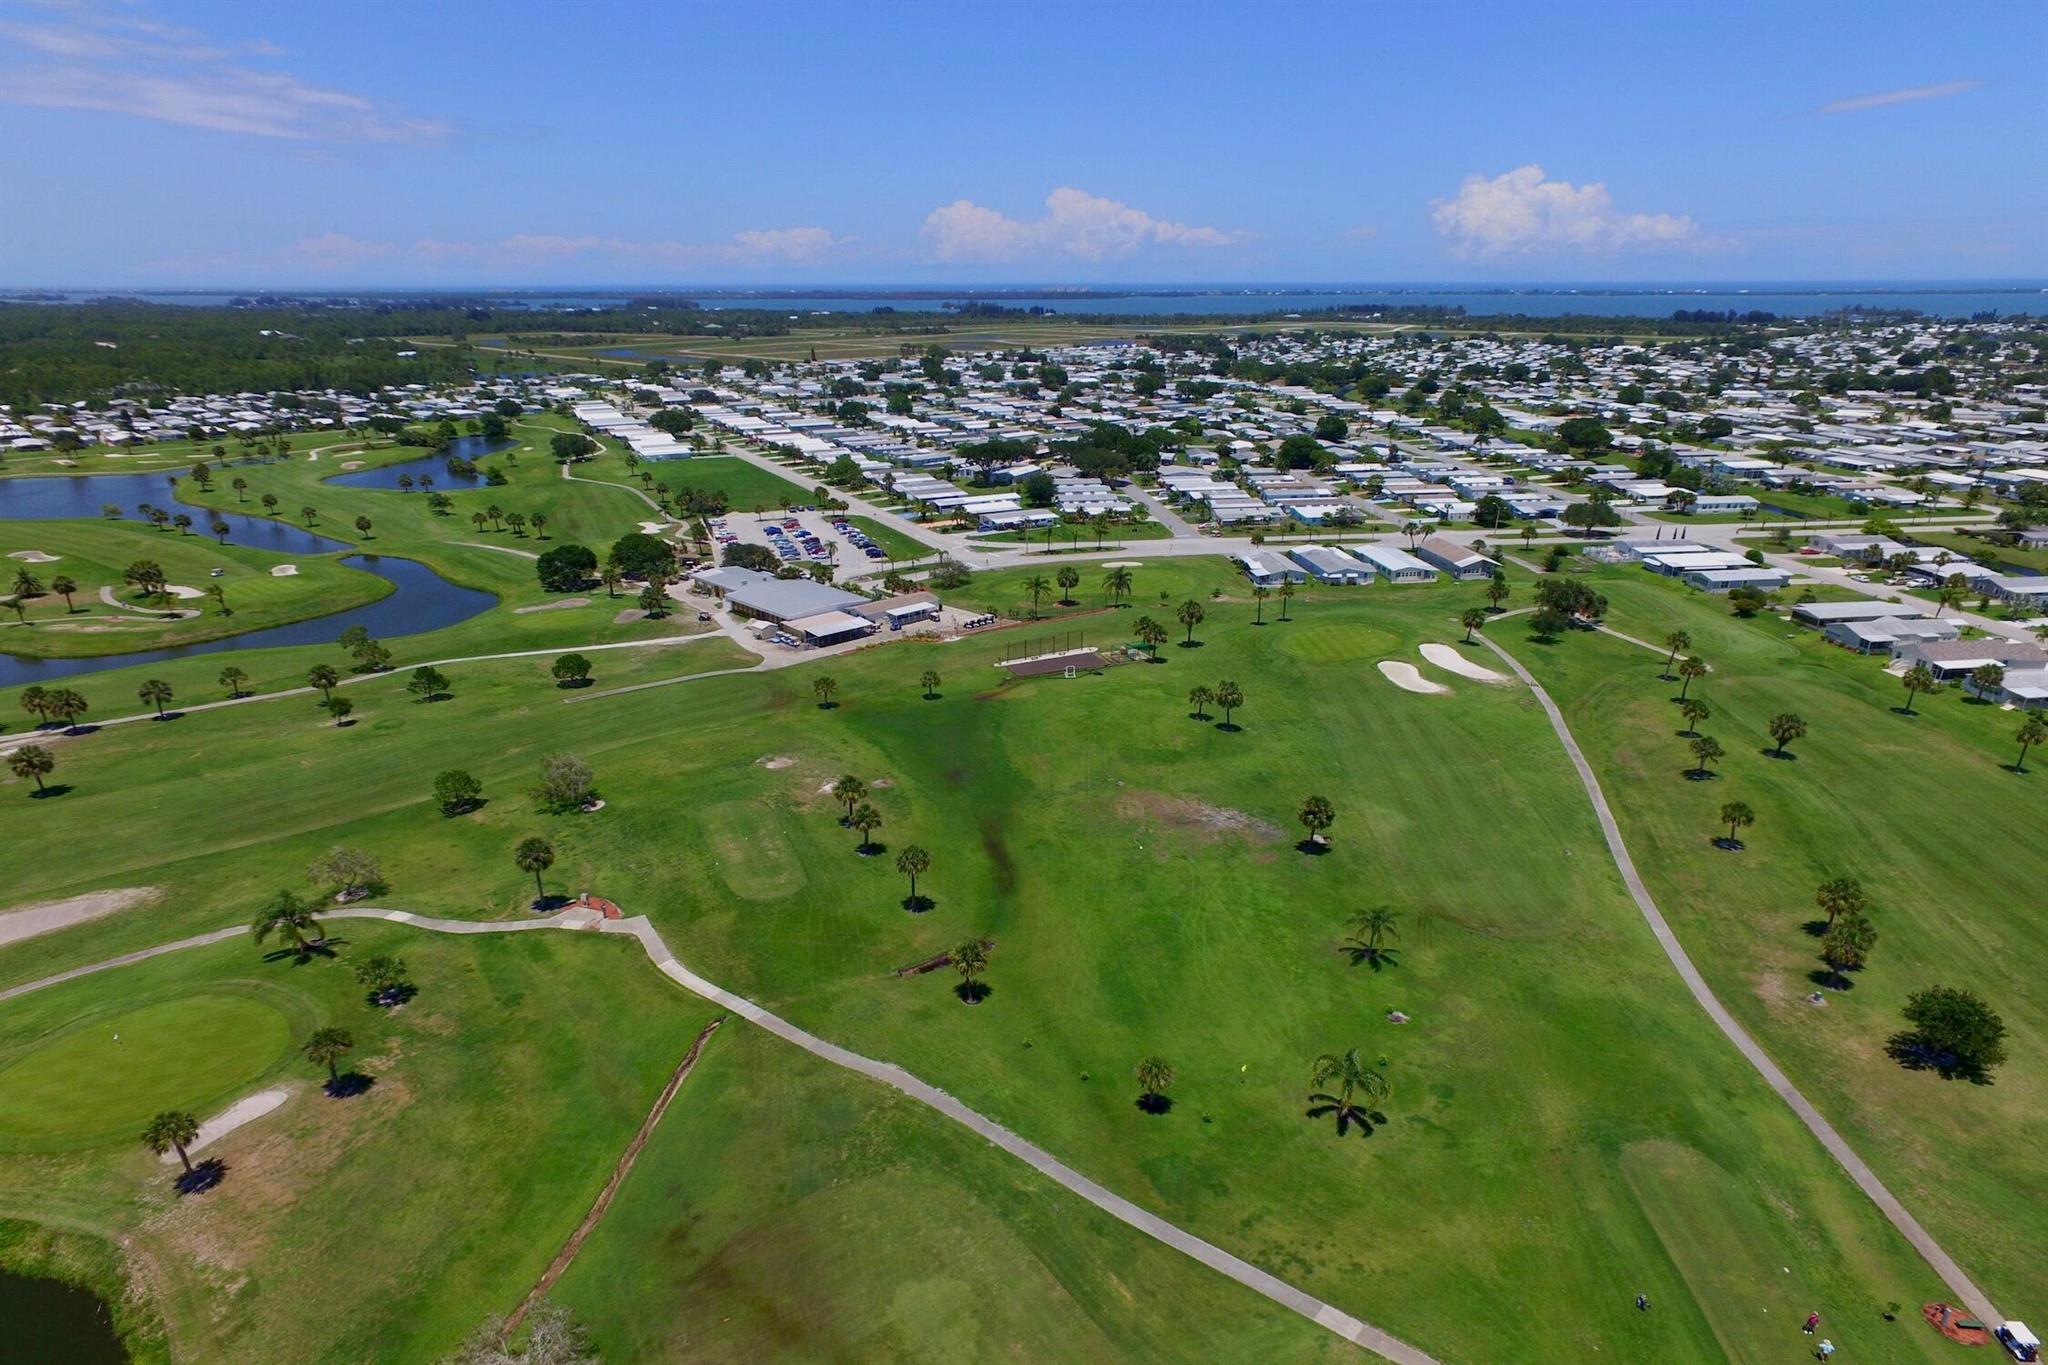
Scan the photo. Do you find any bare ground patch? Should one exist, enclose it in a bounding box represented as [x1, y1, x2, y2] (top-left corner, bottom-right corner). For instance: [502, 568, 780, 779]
[0, 886, 161, 949]
[1115, 791, 1283, 842]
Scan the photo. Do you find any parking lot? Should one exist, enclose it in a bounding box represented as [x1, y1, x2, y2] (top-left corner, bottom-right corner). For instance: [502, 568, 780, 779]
[706, 508, 895, 570]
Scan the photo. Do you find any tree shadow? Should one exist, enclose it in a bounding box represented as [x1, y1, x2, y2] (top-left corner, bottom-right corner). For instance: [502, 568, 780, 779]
[1296, 838, 1331, 856]
[323, 1071, 376, 1099]
[1889, 706, 1918, 717]
[2002, 762, 2031, 775]
[1800, 918, 1830, 938]
[901, 894, 933, 914]
[857, 840, 887, 857]
[1807, 968, 1857, 992]
[1304, 1102, 1386, 1137]
[1676, 726, 1700, 738]
[816, 700, 840, 710]
[366, 984, 418, 1008]
[1682, 769, 1718, 781]
[955, 980, 991, 1004]
[1136, 1093, 1174, 1115]
[175, 1159, 227, 1195]
[921, 692, 943, 702]
[1178, 639, 1205, 649]
[262, 940, 341, 964]
[1216, 721, 1242, 733]
[152, 710, 186, 722]
[1761, 748, 1798, 761]
[1185, 710, 1211, 722]
[531, 893, 572, 913]
[441, 797, 487, 818]
[1885, 1032, 1996, 1084]
[28, 784, 74, 799]
[1711, 837, 1745, 852]
[1343, 946, 1400, 971]
[555, 677, 594, 690]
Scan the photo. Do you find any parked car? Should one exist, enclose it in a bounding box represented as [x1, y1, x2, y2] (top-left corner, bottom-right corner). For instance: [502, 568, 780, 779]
[1997, 1323, 2040, 1363]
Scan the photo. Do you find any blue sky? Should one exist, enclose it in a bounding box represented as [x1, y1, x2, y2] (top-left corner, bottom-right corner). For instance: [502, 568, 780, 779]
[1, 0, 2043, 286]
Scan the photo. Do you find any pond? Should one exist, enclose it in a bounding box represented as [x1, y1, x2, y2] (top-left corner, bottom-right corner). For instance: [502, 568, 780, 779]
[0, 554, 496, 688]
[0, 472, 346, 555]
[321, 436, 510, 491]
[0, 1268, 127, 1363]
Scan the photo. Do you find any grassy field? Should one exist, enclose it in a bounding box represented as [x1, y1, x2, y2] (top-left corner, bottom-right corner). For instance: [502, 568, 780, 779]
[1516, 565, 2046, 1317]
[1, 518, 389, 657]
[0, 553, 1986, 1362]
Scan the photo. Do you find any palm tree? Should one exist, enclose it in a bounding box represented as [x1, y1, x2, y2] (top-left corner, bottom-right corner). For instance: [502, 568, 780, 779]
[1401, 520, 1427, 550]
[1461, 607, 1487, 643]
[1343, 908, 1400, 967]
[913, 667, 942, 700]
[251, 888, 322, 953]
[207, 581, 229, 613]
[471, 510, 489, 534]
[1307, 1049, 1390, 1136]
[1102, 565, 1134, 606]
[1134, 615, 1167, 658]
[1278, 580, 1296, 620]
[219, 666, 249, 697]
[515, 836, 555, 901]
[952, 938, 990, 1001]
[305, 1027, 355, 1090]
[1818, 912, 1877, 989]
[1188, 686, 1216, 729]
[1250, 584, 1271, 624]
[831, 775, 868, 824]
[1718, 800, 1755, 847]
[531, 512, 548, 540]
[896, 844, 932, 907]
[307, 663, 340, 702]
[1679, 697, 1710, 734]
[1056, 565, 1080, 604]
[849, 802, 883, 853]
[600, 560, 623, 598]
[1676, 655, 1707, 700]
[1662, 630, 1691, 678]
[1298, 794, 1335, 848]
[1022, 574, 1051, 615]
[1900, 661, 1936, 715]
[138, 678, 174, 718]
[300, 505, 318, 526]
[231, 476, 248, 502]
[142, 1110, 201, 1175]
[1767, 712, 1807, 757]
[8, 745, 55, 795]
[812, 675, 839, 708]
[2016, 712, 2048, 773]
[49, 574, 78, 613]
[1688, 734, 1724, 778]
[1814, 876, 1866, 927]
[1176, 599, 1205, 645]
[11, 566, 42, 601]
[1484, 576, 1509, 612]
[1215, 679, 1244, 727]
[1135, 1056, 1174, 1113]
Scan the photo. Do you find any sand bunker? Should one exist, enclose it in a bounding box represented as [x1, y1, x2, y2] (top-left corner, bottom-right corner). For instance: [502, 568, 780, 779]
[1420, 643, 1508, 683]
[160, 1087, 291, 1161]
[0, 887, 158, 949]
[7, 550, 60, 563]
[270, 564, 298, 577]
[1377, 661, 1450, 694]
[515, 596, 590, 614]
[161, 584, 204, 600]
[638, 520, 668, 533]
[759, 755, 798, 769]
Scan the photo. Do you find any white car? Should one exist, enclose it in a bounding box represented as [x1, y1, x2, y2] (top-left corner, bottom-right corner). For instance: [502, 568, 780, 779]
[1997, 1322, 2040, 1362]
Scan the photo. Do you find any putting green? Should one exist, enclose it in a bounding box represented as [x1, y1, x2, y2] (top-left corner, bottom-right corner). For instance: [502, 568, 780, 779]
[0, 993, 294, 1147]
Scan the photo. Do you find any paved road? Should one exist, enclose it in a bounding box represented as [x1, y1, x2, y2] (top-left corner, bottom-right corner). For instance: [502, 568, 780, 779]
[1476, 633, 2002, 1325]
[0, 905, 1438, 1365]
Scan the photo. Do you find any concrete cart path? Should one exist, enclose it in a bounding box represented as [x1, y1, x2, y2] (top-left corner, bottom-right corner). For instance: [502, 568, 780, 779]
[0, 905, 1437, 1365]
[1478, 633, 2001, 1325]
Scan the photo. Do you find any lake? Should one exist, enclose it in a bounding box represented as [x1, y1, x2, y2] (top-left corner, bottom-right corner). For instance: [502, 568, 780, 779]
[322, 436, 509, 490]
[0, 554, 495, 688]
[1, 472, 346, 555]
[0, 1268, 126, 1363]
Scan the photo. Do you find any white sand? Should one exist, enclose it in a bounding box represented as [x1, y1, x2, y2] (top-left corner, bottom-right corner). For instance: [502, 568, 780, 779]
[0, 887, 158, 949]
[160, 1087, 292, 1161]
[1102, 560, 1141, 568]
[270, 564, 299, 577]
[515, 596, 591, 614]
[7, 550, 60, 563]
[1420, 642, 1508, 683]
[1377, 661, 1450, 694]
[161, 584, 204, 600]
[638, 520, 668, 533]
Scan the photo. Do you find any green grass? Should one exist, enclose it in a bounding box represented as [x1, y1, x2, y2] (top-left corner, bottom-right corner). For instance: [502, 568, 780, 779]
[1, 518, 388, 657]
[0, 554, 1975, 1361]
[1516, 565, 2047, 1318]
[839, 514, 937, 562]
[1907, 529, 2048, 574]
[0, 992, 295, 1146]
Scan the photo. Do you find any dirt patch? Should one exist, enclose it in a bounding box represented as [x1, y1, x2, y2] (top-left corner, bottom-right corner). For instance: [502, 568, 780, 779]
[613, 608, 647, 624]
[758, 754, 798, 770]
[979, 817, 1018, 896]
[1116, 791, 1283, 842]
[1921, 1303, 1990, 1346]
[515, 596, 590, 614]
[0, 886, 160, 949]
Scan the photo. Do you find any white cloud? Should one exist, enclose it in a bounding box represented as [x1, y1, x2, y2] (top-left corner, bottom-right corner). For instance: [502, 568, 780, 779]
[266, 228, 847, 276]
[921, 187, 1250, 263]
[1431, 166, 1708, 258]
[1817, 80, 1978, 115]
[280, 233, 396, 271]
[0, 9, 448, 143]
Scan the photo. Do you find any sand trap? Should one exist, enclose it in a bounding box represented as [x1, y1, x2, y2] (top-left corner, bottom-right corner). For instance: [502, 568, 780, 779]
[515, 596, 590, 614]
[339, 460, 365, 471]
[638, 520, 668, 533]
[0, 887, 158, 949]
[1420, 643, 1508, 683]
[270, 564, 299, 577]
[760, 755, 798, 769]
[1102, 560, 1141, 568]
[160, 1087, 292, 1161]
[161, 584, 204, 600]
[1378, 661, 1450, 694]
[7, 550, 60, 563]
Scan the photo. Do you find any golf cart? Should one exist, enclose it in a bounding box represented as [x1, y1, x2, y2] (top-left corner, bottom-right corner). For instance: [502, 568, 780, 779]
[1998, 1321, 2041, 1362]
